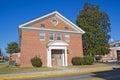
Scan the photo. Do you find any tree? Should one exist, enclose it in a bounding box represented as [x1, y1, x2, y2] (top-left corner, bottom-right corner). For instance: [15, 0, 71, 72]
[6, 42, 20, 54]
[76, 3, 111, 57]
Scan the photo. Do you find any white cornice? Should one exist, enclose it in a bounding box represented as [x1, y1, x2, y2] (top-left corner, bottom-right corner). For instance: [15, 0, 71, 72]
[19, 27, 82, 34]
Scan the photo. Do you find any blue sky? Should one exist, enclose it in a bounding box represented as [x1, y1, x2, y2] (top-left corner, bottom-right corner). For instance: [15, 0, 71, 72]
[0, 0, 120, 56]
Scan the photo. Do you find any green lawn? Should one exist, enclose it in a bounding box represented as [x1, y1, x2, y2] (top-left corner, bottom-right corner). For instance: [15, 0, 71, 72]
[0, 62, 113, 74]
[67, 63, 112, 68]
[0, 61, 57, 74]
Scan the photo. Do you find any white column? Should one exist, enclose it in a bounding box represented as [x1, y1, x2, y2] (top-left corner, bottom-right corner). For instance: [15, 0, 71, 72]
[65, 48, 68, 66]
[49, 48, 52, 67]
[114, 48, 117, 58]
[62, 50, 65, 66]
[47, 48, 49, 67]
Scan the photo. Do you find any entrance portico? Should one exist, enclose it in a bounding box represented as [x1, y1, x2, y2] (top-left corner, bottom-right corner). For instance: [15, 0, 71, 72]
[47, 41, 68, 67]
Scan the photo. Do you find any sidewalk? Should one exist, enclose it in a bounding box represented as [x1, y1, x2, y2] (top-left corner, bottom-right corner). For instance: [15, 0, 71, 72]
[0, 65, 119, 80]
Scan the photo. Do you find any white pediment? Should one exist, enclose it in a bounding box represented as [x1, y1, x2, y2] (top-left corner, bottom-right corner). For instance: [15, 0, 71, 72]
[19, 11, 85, 34]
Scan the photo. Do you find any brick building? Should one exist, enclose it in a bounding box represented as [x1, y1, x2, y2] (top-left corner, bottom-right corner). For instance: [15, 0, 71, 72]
[10, 53, 21, 65]
[102, 40, 120, 61]
[19, 11, 85, 67]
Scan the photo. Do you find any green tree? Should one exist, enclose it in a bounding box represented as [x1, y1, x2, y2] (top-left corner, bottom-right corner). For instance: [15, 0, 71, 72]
[76, 3, 111, 57]
[6, 42, 20, 54]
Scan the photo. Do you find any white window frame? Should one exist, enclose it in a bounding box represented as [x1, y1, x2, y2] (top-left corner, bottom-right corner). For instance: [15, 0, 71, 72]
[65, 34, 70, 42]
[57, 33, 62, 40]
[49, 33, 54, 41]
[40, 32, 45, 41]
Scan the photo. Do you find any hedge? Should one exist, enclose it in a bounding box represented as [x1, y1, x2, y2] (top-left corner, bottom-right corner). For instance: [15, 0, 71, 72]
[72, 56, 94, 65]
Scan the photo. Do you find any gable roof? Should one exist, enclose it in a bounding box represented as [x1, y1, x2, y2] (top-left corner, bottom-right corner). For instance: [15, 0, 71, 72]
[19, 11, 85, 34]
[110, 40, 120, 45]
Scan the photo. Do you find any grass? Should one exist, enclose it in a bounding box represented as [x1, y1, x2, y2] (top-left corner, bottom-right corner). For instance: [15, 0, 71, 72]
[0, 62, 115, 74]
[0, 61, 57, 74]
[67, 63, 112, 68]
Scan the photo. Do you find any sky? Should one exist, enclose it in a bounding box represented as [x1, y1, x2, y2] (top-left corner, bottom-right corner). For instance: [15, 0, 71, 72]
[0, 0, 120, 56]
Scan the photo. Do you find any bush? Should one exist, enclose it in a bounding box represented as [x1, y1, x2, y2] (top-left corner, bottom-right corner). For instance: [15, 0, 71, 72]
[72, 57, 82, 65]
[83, 56, 94, 65]
[31, 56, 42, 67]
[72, 56, 94, 65]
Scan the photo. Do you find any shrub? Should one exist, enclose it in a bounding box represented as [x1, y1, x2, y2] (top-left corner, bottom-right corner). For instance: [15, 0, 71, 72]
[72, 56, 94, 65]
[72, 57, 82, 65]
[31, 56, 42, 67]
[83, 56, 94, 65]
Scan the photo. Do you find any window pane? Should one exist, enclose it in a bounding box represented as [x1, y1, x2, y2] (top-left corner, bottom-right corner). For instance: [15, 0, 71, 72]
[65, 34, 70, 42]
[40, 32, 45, 40]
[49, 33, 54, 40]
[57, 33, 61, 40]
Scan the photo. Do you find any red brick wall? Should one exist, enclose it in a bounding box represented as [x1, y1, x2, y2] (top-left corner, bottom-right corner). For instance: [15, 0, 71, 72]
[21, 30, 48, 67]
[67, 34, 83, 65]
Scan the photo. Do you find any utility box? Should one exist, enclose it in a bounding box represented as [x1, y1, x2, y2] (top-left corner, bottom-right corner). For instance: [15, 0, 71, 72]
[9, 60, 15, 66]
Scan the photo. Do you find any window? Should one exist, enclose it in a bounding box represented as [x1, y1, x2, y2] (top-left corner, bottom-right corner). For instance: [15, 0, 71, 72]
[52, 19, 58, 25]
[65, 34, 70, 42]
[57, 33, 61, 40]
[64, 27, 68, 30]
[40, 32, 45, 40]
[49, 33, 54, 40]
[40, 24, 45, 28]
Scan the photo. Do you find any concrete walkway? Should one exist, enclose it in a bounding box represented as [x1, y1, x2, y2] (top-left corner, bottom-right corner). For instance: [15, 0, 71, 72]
[0, 65, 119, 80]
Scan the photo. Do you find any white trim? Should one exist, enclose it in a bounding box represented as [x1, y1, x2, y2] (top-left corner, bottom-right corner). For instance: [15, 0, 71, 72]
[19, 11, 57, 27]
[47, 48, 49, 67]
[110, 40, 120, 45]
[19, 11, 85, 34]
[65, 47, 68, 66]
[62, 51, 65, 66]
[20, 27, 82, 34]
[55, 13, 85, 33]
[49, 48, 52, 67]
[47, 41, 68, 46]
[47, 41, 68, 67]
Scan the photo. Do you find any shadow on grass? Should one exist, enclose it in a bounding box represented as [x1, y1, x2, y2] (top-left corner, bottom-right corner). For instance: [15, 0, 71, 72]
[92, 67, 120, 80]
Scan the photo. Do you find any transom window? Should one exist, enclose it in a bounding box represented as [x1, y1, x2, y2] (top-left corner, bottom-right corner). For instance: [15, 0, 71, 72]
[57, 33, 61, 40]
[65, 34, 70, 42]
[49, 33, 54, 40]
[40, 32, 45, 40]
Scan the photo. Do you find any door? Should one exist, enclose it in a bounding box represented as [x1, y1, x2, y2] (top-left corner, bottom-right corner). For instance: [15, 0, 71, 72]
[57, 54, 62, 66]
[51, 50, 63, 66]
